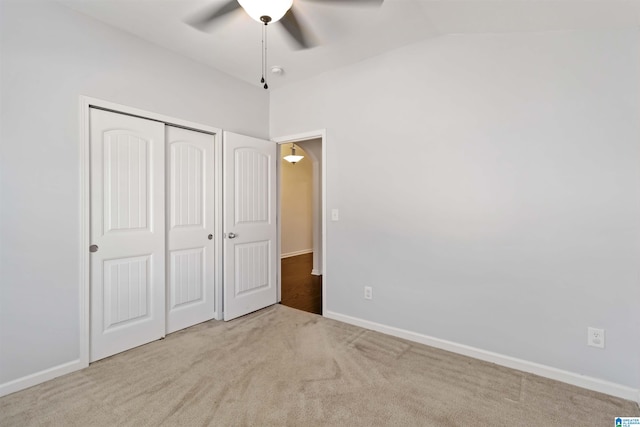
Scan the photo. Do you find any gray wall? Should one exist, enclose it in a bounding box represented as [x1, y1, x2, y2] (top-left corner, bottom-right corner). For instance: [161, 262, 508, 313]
[270, 29, 640, 388]
[0, 1, 268, 387]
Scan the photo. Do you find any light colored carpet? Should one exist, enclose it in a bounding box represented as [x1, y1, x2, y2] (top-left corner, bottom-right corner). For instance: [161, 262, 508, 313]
[1, 304, 638, 426]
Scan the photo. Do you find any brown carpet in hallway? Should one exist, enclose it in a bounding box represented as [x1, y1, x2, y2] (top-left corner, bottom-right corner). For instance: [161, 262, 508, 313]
[281, 252, 322, 314]
[1, 305, 638, 426]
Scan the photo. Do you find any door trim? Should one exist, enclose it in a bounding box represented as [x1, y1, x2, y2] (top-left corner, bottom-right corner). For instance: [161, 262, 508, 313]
[79, 96, 223, 368]
[272, 130, 327, 316]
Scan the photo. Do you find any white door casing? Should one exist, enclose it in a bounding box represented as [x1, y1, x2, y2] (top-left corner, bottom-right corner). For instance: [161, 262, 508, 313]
[90, 108, 166, 362]
[223, 131, 277, 321]
[166, 126, 216, 333]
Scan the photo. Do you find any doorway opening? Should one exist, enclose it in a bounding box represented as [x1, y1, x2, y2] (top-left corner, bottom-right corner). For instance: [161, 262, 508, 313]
[280, 142, 320, 314]
[274, 132, 326, 316]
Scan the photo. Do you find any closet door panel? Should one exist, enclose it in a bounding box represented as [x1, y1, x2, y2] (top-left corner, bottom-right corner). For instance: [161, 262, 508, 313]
[90, 108, 165, 362]
[166, 126, 216, 333]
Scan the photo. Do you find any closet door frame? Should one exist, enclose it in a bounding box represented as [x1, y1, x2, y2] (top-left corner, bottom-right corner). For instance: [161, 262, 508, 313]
[79, 96, 223, 367]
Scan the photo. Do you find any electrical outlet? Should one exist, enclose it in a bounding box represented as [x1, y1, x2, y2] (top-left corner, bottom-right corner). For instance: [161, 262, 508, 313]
[587, 327, 605, 349]
[364, 286, 373, 300]
[331, 209, 339, 221]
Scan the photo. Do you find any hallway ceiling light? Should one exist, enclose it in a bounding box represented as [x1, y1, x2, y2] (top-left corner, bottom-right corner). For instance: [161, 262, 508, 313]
[284, 144, 304, 164]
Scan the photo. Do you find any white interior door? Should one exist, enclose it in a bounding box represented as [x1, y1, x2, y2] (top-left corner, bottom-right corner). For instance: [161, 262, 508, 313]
[166, 126, 216, 333]
[223, 131, 277, 320]
[90, 108, 165, 362]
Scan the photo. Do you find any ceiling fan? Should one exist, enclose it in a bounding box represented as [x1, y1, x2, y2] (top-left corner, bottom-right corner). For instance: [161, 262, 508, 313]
[188, 0, 383, 50]
[188, 0, 383, 88]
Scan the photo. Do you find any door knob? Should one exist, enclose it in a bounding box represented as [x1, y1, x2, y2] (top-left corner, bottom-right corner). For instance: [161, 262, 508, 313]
[89, 244, 99, 253]
[227, 232, 237, 239]
[208, 234, 213, 240]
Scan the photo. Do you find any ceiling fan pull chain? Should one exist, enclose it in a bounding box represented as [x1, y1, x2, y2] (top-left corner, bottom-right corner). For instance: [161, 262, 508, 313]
[263, 21, 269, 89]
[260, 24, 265, 84]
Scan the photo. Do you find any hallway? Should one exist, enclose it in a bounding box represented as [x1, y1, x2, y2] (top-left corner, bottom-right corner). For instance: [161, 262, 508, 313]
[280, 253, 322, 315]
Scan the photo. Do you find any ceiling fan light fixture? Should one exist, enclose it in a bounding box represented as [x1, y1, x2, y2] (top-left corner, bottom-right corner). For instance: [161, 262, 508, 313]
[238, 0, 293, 23]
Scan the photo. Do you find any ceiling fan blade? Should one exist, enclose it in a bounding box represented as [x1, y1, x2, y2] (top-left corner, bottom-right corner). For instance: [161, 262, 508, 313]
[279, 8, 315, 50]
[186, 0, 242, 31]
[301, 0, 383, 6]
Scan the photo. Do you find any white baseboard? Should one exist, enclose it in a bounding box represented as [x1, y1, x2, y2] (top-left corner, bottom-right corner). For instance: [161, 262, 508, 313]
[281, 249, 313, 259]
[325, 310, 640, 404]
[0, 359, 86, 398]
[311, 269, 322, 276]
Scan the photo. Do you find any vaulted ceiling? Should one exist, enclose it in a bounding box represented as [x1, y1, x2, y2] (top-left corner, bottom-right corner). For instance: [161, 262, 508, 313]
[60, 0, 640, 90]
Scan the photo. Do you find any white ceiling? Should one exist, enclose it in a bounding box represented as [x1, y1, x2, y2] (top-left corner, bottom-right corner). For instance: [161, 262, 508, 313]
[60, 0, 640, 90]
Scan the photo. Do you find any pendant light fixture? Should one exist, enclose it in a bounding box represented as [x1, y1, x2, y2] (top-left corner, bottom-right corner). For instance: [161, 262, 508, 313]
[238, 0, 293, 89]
[284, 144, 304, 164]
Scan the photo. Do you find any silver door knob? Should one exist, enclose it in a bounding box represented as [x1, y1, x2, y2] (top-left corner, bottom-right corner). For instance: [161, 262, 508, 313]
[208, 234, 213, 240]
[227, 232, 237, 239]
[89, 244, 99, 253]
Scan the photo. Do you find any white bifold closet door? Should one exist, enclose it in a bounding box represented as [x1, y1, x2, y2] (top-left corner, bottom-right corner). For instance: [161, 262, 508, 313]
[90, 108, 166, 362]
[223, 132, 277, 320]
[166, 126, 216, 333]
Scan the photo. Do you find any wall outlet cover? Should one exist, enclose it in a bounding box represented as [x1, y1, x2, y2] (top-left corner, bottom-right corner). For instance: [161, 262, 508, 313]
[587, 327, 605, 349]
